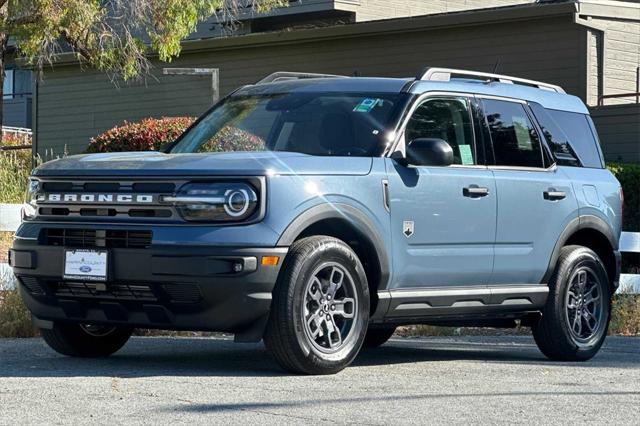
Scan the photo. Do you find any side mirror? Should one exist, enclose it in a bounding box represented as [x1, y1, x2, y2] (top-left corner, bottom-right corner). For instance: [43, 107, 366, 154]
[405, 138, 453, 167]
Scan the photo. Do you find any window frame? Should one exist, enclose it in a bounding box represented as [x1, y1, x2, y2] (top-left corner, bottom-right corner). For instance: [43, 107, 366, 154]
[477, 95, 556, 171]
[388, 91, 486, 168]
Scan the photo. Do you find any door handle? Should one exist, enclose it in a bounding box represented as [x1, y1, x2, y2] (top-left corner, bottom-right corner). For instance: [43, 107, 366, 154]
[543, 190, 566, 201]
[463, 186, 489, 198]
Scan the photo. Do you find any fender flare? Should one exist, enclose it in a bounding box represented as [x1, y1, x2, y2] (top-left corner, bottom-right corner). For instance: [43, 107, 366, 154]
[277, 203, 391, 290]
[542, 214, 618, 283]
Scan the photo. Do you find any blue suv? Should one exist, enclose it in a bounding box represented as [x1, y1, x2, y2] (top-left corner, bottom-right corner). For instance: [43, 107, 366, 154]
[10, 68, 622, 374]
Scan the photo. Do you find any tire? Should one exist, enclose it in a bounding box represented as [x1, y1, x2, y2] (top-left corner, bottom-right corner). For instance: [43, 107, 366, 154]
[264, 236, 370, 375]
[41, 322, 133, 357]
[363, 327, 396, 348]
[532, 245, 611, 361]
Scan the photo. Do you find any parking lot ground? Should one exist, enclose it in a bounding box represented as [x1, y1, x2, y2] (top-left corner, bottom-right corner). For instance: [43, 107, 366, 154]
[0, 335, 638, 425]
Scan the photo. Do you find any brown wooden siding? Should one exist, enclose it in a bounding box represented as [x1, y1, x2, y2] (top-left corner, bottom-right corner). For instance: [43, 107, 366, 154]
[35, 16, 582, 155]
[590, 104, 640, 163]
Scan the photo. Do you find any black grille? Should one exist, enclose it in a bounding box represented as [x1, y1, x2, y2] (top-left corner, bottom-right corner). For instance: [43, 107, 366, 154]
[55, 282, 157, 301]
[44, 229, 152, 249]
[162, 283, 203, 304]
[19, 277, 48, 295]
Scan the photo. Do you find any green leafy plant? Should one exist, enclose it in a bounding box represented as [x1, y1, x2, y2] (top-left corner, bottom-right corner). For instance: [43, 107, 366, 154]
[86, 117, 195, 153]
[607, 163, 640, 232]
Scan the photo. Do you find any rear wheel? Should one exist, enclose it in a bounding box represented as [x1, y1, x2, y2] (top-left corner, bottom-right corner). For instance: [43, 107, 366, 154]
[363, 327, 396, 348]
[533, 245, 610, 361]
[264, 236, 369, 375]
[41, 322, 133, 357]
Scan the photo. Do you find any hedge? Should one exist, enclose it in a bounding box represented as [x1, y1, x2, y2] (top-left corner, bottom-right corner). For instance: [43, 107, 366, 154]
[86, 117, 195, 153]
[607, 163, 640, 232]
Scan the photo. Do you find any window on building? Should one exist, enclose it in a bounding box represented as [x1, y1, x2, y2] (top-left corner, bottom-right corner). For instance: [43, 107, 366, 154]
[405, 97, 476, 165]
[3, 69, 13, 99]
[482, 99, 544, 168]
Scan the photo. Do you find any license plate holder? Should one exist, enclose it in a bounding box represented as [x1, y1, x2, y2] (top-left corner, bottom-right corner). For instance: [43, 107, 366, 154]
[63, 249, 108, 282]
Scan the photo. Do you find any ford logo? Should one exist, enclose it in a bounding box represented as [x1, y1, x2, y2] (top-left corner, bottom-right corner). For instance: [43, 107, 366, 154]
[79, 266, 92, 273]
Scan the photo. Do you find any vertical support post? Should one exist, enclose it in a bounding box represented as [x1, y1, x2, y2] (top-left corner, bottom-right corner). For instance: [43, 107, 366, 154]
[636, 66, 640, 104]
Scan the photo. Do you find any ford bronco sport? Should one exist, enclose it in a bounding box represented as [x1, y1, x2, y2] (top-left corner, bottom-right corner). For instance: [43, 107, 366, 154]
[10, 68, 622, 375]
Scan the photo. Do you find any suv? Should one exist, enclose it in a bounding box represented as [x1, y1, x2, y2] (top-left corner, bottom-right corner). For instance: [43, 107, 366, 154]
[10, 68, 622, 375]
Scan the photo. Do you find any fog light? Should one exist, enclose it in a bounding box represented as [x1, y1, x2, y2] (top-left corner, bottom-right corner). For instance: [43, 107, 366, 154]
[261, 256, 279, 266]
[233, 262, 244, 273]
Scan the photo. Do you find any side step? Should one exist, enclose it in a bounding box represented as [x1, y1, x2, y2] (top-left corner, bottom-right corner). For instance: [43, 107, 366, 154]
[381, 285, 548, 319]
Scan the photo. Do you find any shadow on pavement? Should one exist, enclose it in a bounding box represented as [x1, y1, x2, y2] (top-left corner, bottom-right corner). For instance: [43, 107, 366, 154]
[0, 336, 638, 379]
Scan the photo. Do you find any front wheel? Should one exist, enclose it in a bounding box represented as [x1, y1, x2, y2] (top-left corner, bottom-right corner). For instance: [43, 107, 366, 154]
[264, 236, 370, 375]
[532, 245, 611, 361]
[41, 322, 133, 357]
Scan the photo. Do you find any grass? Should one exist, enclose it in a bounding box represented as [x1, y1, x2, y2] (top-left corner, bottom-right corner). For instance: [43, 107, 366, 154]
[0, 149, 31, 204]
[0, 232, 13, 263]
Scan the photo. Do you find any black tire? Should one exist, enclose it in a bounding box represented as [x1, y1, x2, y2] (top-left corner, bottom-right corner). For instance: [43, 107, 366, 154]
[363, 327, 396, 348]
[264, 236, 370, 375]
[532, 245, 611, 361]
[41, 322, 133, 357]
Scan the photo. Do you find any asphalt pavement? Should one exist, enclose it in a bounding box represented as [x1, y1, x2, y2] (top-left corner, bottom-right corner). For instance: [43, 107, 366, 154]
[0, 335, 638, 425]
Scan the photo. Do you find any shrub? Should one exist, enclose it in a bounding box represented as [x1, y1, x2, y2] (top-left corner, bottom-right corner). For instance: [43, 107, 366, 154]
[0, 290, 38, 338]
[610, 293, 640, 336]
[0, 149, 32, 204]
[86, 117, 195, 153]
[607, 162, 640, 232]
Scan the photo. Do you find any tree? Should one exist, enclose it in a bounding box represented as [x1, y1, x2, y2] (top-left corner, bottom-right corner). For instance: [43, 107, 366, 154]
[0, 0, 286, 143]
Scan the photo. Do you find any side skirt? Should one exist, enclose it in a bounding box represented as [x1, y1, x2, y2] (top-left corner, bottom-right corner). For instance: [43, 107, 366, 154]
[376, 285, 548, 321]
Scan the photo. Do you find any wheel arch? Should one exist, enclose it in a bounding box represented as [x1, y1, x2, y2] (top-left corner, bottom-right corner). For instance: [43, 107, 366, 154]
[277, 203, 391, 315]
[543, 215, 619, 292]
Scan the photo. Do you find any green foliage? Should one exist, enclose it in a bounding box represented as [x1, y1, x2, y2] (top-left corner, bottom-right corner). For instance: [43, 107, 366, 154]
[0, 290, 38, 338]
[5, 0, 288, 81]
[86, 117, 195, 153]
[607, 162, 640, 232]
[0, 150, 31, 204]
[610, 293, 640, 336]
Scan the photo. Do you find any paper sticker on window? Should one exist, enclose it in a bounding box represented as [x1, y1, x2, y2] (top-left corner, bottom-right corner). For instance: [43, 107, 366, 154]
[513, 116, 533, 150]
[353, 98, 380, 113]
[458, 144, 474, 165]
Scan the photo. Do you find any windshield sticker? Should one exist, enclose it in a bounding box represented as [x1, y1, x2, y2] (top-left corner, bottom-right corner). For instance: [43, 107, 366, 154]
[353, 98, 380, 113]
[458, 144, 474, 165]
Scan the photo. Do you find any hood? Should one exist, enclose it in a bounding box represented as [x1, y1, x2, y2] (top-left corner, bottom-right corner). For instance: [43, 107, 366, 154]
[33, 151, 373, 177]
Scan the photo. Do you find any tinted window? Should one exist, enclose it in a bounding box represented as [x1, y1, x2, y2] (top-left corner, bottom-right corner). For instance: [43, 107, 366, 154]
[529, 103, 580, 167]
[482, 99, 544, 168]
[548, 109, 604, 168]
[172, 92, 401, 156]
[405, 97, 476, 165]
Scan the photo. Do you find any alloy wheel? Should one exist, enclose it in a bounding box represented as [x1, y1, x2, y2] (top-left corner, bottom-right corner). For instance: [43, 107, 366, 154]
[302, 262, 358, 353]
[564, 267, 605, 346]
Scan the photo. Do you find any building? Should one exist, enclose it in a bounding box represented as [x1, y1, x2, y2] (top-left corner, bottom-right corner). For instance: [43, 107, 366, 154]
[3, 62, 32, 129]
[22, 0, 640, 162]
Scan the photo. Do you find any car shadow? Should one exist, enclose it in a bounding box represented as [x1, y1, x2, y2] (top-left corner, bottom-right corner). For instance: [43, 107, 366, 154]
[0, 336, 637, 379]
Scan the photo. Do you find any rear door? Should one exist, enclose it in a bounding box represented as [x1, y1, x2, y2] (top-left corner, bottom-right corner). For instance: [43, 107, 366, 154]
[479, 97, 579, 284]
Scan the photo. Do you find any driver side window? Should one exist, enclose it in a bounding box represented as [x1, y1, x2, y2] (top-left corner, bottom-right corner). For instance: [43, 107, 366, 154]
[405, 97, 476, 166]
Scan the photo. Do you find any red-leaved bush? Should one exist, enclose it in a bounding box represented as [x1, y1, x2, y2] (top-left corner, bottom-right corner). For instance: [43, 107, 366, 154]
[85, 117, 195, 153]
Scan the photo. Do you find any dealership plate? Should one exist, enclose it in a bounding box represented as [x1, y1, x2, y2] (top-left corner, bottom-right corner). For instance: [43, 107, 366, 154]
[63, 249, 108, 281]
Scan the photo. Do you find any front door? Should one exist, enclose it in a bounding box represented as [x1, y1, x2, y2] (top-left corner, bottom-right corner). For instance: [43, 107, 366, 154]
[386, 95, 496, 290]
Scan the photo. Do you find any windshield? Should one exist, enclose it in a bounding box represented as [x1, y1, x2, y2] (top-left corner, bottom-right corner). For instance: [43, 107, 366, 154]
[170, 92, 403, 156]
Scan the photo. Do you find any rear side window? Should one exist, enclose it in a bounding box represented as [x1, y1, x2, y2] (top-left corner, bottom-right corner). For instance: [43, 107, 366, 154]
[482, 99, 544, 168]
[530, 103, 604, 168]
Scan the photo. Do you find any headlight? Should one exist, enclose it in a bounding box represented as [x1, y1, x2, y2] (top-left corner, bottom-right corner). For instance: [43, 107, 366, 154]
[163, 182, 258, 222]
[22, 178, 39, 220]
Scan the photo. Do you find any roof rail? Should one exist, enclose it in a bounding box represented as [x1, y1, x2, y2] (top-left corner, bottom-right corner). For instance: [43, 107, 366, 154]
[256, 71, 347, 85]
[417, 67, 565, 94]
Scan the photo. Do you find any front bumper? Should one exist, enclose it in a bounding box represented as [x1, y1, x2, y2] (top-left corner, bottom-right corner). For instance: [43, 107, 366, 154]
[10, 238, 287, 338]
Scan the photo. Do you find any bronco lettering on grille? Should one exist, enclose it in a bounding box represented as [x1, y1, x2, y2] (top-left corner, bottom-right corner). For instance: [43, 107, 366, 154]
[37, 194, 155, 204]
